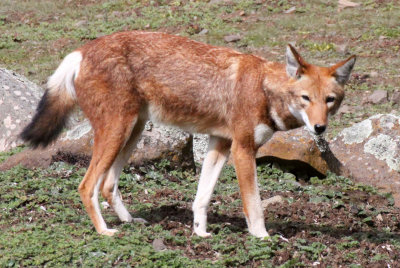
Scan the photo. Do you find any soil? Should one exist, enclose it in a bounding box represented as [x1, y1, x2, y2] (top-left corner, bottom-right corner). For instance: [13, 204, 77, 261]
[120, 167, 400, 267]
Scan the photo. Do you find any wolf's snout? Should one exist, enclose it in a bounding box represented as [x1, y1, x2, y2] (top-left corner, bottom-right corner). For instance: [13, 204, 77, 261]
[314, 124, 326, 135]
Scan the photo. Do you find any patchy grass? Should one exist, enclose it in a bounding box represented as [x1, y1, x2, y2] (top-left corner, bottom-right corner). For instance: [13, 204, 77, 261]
[1, 161, 399, 266]
[2, 0, 400, 266]
[0, 146, 25, 164]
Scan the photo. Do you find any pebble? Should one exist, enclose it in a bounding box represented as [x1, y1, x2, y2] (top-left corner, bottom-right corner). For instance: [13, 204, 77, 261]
[152, 238, 167, 251]
[261, 195, 284, 209]
[224, 34, 241, 43]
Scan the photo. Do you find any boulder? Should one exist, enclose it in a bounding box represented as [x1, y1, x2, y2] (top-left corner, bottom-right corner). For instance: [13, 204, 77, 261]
[0, 120, 195, 171]
[330, 114, 400, 205]
[131, 122, 195, 169]
[365, 90, 388, 104]
[0, 68, 42, 152]
[256, 114, 400, 206]
[391, 91, 400, 105]
[256, 128, 329, 176]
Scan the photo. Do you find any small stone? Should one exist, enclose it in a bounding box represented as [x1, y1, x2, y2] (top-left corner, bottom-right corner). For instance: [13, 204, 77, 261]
[261, 195, 284, 209]
[75, 20, 88, 27]
[284, 6, 296, 14]
[338, 0, 360, 11]
[209, 0, 223, 4]
[198, 29, 209, 35]
[370, 71, 378, 78]
[152, 238, 167, 251]
[391, 91, 400, 105]
[133, 218, 149, 224]
[3, 85, 10, 90]
[224, 34, 241, 43]
[338, 104, 351, 115]
[14, 90, 22, 96]
[367, 90, 388, 104]
[336, 43, 348, 55]
[376, 214, 383, 222]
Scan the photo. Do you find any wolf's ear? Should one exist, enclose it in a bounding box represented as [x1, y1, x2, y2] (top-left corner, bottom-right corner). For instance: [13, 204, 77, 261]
[330, 55, 356, 85]
[286, 44, 308, 79]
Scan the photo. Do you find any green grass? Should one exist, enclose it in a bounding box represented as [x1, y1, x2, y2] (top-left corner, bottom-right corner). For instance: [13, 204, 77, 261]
[2, 0, 400, 266]
[1, 161, 399, 266]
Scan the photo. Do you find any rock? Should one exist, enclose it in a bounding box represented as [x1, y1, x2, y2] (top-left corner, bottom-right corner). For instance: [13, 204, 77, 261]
[330, 114, 400, 206]
[193, 134, 209, 163]
[284, 6, 296, 14]
[337, 104, 351, 115]
[370, 71, 378, 78]
[0, 120, 195, 171]
[0, 68, 42, 152]
[261, 195, 284, 209]
[257, 128, 329, 176]
[224, 34, 241, 43]
[338, 0, 360, 12]
[209, 0, 233, 5]
[132, 122, 195, 169]
[132, 217, 148, 224]
[257, 115, 400, 207]
[209, 0, 224, 4]
[152, 238, 167, 251]
[336, 43, 348, 55]
[198, 29, 209, 35]
[0, 121, 93, 170]
[391, 91, 400, 105]
[74, 20, 87, 27]
[366, 90, 388, 104]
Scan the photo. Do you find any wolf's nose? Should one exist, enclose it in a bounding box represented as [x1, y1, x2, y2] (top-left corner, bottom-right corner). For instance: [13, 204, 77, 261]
[314, 124, 326, 134]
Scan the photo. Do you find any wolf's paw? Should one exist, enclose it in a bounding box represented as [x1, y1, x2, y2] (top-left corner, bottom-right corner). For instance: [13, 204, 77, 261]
[100, 228, 118, 236]
[194, 230, 212, 238]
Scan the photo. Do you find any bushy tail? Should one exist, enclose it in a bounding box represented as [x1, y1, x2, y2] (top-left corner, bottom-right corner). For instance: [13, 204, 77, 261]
[20, 51, 82, 148]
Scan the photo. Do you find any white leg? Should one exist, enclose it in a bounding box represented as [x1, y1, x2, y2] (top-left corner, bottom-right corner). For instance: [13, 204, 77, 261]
[104, 158, 133, 222]
[245, 163, 269, 238]
[93, 174, 118, 236]
[192, 136, 230, 237]
[101, 120, 145, 222]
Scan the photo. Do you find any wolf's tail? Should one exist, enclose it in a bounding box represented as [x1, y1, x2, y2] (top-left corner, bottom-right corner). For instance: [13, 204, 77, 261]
[20, 51, 82, 148]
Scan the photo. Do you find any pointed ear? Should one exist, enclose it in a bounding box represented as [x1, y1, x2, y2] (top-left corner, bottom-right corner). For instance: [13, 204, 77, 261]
[330, 55, 356, 85]
[286, 44, 308, 79]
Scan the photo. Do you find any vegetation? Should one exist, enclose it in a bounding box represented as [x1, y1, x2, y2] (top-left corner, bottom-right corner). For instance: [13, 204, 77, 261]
[1, 161, 399, 266]
[1, 0, 400, 266]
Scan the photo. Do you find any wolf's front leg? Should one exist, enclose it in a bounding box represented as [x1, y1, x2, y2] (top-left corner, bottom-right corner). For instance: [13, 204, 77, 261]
[192, 136, 231, 237]
[231, 140, 269, 238]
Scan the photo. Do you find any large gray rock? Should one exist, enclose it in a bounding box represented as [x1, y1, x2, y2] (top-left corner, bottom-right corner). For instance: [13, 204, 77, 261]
[0, 68, 42, 151]
[330, 114, 400, 205]
[0, 120, 195, 170]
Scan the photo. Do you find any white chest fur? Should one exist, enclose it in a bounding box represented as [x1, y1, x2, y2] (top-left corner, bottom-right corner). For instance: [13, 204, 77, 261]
[254, 123, 274, 146]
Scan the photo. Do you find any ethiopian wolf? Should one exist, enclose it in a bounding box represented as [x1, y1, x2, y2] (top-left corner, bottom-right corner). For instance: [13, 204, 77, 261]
[21, 31, 355, 238]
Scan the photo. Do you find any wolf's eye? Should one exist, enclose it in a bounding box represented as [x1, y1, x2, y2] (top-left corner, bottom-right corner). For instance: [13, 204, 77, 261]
[326, 96, 335, 103]
[301, 95, 310, 101]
